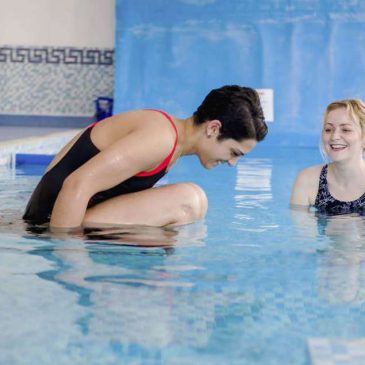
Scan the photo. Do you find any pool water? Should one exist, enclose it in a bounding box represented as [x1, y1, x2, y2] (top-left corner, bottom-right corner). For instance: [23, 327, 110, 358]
[1, 147, 365, 365]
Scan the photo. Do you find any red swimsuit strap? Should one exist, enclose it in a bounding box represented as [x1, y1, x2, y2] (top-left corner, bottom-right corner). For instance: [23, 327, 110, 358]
[86, 120, 98, 129]
[87, 110, 178, 177]
[136, 109, 178, 177]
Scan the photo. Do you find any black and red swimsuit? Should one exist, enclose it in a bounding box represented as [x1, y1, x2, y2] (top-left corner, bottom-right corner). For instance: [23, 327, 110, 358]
[23, 110, 178, 225]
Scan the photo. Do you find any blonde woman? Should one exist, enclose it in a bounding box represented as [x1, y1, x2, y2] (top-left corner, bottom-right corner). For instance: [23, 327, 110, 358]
[291, 99, 365, 214]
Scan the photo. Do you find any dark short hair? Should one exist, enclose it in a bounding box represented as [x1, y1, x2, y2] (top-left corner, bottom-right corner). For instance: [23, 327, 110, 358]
[193, 85, 268, 142]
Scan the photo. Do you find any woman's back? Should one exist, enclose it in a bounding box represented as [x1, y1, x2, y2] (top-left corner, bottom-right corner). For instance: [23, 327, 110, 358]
[24, 110, 179, 224]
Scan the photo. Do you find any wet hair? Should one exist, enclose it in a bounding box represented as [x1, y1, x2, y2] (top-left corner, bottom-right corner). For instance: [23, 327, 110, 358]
[320, 99, 365, 159]
[193, 85, 268, 142]
[323, 99, 365, 136]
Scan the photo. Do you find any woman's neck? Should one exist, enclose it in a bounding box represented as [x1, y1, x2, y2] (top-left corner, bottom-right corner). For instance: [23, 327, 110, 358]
[175, 116, 202, 156]
[330, 157, 365, 186]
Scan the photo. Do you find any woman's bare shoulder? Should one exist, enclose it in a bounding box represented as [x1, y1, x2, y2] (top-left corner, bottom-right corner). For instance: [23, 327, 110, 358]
[93, 109, 177, 150]
[296, 164, 324, 182]
[112, 109, 175, 127]
[290, 164, 324, 206]
[128, 109, 177, 142]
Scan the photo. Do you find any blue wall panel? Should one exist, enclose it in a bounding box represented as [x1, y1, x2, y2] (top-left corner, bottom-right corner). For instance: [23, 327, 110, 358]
[114, 0, 365, 146]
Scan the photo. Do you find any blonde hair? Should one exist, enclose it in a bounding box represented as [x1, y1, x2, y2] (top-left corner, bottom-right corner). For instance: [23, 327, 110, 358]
[320, 99, 365, 160]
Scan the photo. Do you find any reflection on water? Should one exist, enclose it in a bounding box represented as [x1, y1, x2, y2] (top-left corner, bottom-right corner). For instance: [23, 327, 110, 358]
[52, 241, 209, 348]
[235, 159, 272, 192]
[48, 241, 253, 350]
[0, 209, 207, 248]
[234, 159, 272, 208]
[2, 152, 365, 364]
[317, 214, 365, 304]
[0, 219, 213, 363]
[233, 159, 273, 232]
[291, 208, 365, 304]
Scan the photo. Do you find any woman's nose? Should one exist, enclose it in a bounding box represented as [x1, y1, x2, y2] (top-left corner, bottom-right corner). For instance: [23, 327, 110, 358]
[330, 129, 341, 139]
[228, 157, 239, 167]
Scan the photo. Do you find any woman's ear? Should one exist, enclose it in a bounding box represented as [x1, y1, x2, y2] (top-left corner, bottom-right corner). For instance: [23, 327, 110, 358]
[206, 120, 222, 138]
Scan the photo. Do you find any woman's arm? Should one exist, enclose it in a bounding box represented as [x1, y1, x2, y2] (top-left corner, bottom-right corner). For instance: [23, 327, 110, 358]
[290, 166, 321, 207]
[49, 126, 174, 230]
[290, 170, 311, 206]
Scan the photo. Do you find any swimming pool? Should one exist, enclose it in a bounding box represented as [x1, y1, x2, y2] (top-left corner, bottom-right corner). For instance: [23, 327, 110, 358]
[1, 146, 365, 365]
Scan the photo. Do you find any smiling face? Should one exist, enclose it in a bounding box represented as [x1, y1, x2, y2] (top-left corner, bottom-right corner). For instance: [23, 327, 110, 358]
[196, 120, 257, 169]
[322, 107, 364, 162]
[203, 138, 257, 169]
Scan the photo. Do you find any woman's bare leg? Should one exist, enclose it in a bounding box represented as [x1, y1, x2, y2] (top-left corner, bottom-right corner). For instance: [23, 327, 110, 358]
[82, 183, 208, 227]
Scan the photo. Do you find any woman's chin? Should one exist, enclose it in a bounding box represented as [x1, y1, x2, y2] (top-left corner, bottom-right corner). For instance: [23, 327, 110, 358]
[203, 162, 215, 169]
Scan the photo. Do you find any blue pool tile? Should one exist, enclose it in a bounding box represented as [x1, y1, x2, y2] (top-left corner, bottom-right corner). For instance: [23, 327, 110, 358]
[308, 338, 365, 365]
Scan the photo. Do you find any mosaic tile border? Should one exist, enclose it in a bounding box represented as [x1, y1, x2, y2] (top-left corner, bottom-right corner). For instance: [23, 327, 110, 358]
[0, 45, 114, 117]
[0, 46, 114, 66]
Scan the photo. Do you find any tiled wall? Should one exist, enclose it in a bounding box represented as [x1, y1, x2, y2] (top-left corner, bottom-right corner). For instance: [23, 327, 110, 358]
[0, 45, 114, 117]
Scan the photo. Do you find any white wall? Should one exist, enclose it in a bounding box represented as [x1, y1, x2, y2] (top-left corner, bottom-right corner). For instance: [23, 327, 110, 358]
[0, 0, 115, 47]
[0, 0, 115, 119]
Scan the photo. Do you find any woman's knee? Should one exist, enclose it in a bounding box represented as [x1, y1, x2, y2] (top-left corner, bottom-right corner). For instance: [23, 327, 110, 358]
[188, 183, 208, 219]
[175, 183, 208, 223]
[82, 183, 208, 227]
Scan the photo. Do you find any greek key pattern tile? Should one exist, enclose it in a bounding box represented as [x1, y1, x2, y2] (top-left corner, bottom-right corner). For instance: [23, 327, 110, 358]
[0, 46, 113, 65]
[0, 46, 114, 116]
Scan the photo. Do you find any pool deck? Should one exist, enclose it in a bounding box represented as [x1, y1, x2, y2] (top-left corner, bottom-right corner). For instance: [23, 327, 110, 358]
[0, 126, 81, 166]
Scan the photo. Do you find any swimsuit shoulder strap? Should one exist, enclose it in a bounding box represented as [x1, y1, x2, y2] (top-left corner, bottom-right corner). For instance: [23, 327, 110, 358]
[136, 109, 178, 177]
[315, 164, 330, 205]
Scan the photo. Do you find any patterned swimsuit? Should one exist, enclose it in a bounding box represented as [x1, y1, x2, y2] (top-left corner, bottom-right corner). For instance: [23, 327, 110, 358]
[314, 164, 365, 215]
